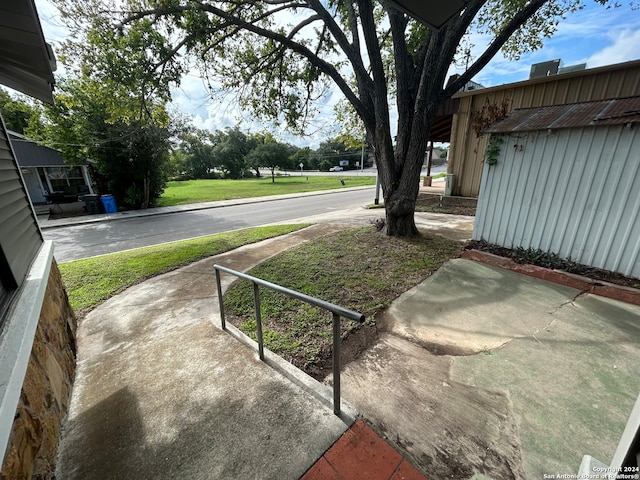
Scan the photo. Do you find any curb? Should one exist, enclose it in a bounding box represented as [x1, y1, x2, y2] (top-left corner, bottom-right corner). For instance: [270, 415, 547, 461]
[460, 249, 640, 306]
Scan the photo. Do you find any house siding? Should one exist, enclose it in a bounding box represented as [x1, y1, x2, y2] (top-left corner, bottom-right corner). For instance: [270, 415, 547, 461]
[0, 119, 42, 290]
[1, 118, 77, 480]
[449, 60, 640, 197]
[473, 124, 640, 279]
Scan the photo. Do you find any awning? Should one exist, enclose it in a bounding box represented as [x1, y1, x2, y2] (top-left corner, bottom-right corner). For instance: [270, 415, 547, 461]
[486, 96, 640, 133]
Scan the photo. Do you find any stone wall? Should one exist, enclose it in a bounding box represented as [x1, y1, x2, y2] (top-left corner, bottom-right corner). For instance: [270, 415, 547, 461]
[1, 261, 77, 479]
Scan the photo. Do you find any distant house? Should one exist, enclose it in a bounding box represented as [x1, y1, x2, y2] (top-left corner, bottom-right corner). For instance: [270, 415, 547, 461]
[8, 130, 94, 204]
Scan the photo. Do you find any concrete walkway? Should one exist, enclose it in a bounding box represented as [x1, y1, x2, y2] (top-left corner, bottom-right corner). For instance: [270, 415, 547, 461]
[340, 259, 640, 479]
[54, 222, 436, 479]
[52, 188, 639, 479]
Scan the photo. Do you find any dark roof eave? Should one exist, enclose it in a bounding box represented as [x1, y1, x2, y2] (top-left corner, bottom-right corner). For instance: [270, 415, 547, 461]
[0, 0, 56, 104]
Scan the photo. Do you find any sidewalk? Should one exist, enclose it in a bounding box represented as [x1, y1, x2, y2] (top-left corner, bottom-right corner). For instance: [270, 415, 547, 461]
[54, 223, 430, 480]
[340, 259, 640, 478]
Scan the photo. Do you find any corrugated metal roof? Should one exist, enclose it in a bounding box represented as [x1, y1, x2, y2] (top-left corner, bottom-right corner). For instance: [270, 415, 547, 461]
[486, 96, 640, 133]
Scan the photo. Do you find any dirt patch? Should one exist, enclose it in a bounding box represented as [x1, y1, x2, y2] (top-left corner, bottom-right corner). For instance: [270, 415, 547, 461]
[338, 322, 380, 371]
[417, 204, 477, 216]
[415, 195, 477, 216]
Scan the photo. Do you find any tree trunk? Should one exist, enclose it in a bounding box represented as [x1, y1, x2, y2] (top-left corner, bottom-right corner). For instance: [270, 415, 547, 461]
[371, 108, 428, 237]
[384, 188, 419, 236]
[143, 172, 150, 209]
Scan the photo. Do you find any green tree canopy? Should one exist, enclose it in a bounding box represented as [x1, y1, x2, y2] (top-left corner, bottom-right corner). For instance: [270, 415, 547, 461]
[31, 77, 173, 209]
[0, 89, 41, 135]
[312, 138, 362, 171]
[172, 127, 219, 179]
[211, 127, 252, 179]
[245, 135, 297, 181]
[51, 0, 621, 234]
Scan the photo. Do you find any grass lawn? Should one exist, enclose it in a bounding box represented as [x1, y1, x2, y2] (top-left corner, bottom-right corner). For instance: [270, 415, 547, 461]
[157, 176, 377, 207]
[223, 226, 463, 379]
[59, 224, 307, 316]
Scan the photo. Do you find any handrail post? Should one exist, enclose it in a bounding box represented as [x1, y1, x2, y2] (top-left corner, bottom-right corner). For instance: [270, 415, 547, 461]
[332, 312, 341, 415]
[253, 282, 265, 361]
[215, 268, 226, 330]
[214, 264, 363, 416]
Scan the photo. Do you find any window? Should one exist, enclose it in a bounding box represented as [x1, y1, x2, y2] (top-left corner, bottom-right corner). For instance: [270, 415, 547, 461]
[44, 166, 84, 191]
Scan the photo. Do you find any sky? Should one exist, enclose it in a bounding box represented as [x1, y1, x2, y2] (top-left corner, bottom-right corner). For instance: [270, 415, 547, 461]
[32, 1, 640, 148]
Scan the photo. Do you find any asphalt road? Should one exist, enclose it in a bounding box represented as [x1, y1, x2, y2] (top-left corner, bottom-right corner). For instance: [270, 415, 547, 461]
[274, 164, 447, 177]
[44, 188, 377, 262]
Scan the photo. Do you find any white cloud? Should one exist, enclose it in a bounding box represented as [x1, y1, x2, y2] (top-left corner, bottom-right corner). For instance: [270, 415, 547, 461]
[587, 29, 640, 67]
[34, 0, 70, 43]
[452, 2, 640, 88]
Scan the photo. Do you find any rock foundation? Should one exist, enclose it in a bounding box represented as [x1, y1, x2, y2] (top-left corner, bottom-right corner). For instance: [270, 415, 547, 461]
[1, 261, 76, 479]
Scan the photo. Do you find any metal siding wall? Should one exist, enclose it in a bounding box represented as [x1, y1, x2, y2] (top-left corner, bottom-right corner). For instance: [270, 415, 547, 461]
[473, 125, 640, 279]
[450, 62, 640, 197]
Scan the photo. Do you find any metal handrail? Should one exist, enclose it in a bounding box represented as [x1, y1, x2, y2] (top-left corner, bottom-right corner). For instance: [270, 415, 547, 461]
[214, 264, 365, 415]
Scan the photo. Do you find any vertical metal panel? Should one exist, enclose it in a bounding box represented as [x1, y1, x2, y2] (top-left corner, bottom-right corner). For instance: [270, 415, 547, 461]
[450, 61, 640, 197]
[474, 124, 640, 279]
[0, 117, 43, 290]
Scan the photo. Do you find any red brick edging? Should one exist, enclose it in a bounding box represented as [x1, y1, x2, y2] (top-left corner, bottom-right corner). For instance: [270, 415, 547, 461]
[460, 249, 640, 306]
[301, 420, 427, 480]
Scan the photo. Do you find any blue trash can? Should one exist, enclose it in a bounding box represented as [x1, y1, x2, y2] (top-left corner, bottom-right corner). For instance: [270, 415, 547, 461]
[100, 195, 118, 213]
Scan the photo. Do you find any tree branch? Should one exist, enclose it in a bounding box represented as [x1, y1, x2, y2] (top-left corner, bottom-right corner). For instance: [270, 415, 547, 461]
[306, 0, 374, 95]
[122, 0, 373, 124]
[356, 0, 390, 117]
[441, 0, 550, 101]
